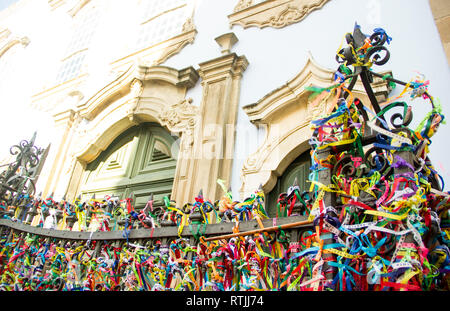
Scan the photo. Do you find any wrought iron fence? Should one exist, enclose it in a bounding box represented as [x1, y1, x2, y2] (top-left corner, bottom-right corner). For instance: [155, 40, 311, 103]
[0, 24, 449, 291]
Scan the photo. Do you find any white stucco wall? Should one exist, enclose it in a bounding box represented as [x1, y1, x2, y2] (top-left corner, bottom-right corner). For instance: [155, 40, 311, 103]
[0, 0, 69, 160]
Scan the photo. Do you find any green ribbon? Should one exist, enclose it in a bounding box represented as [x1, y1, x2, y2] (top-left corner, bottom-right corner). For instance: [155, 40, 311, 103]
[189, 221, 206, 242]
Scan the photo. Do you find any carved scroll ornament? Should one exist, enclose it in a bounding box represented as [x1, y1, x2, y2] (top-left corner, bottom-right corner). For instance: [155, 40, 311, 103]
[229, 0, 330, 29]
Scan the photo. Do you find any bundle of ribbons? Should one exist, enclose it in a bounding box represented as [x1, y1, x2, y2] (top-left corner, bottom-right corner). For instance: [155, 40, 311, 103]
[302, 26, 449, 290]
[304, 90, 449, 290]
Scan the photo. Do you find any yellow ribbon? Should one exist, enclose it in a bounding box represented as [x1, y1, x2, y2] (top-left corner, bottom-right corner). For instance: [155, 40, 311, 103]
[364, 207, 411, 221]
[308, 189, 325, 221]
[309, 180, 348, 196]
[317, 131, 358, 150]
[349, 178, 377, 199]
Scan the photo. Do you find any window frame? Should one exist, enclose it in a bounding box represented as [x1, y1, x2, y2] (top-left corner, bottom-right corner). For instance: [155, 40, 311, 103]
[55, 2, 102, 85]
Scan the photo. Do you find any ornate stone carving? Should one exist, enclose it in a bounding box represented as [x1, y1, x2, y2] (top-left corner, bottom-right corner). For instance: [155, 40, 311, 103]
[268, 4, 310, 28]
[159, 98, 199, 147]
[0, 28, 30, 58]
[130, 78, 143, 97]
[154, 30, 197, 65]
[215, 32, 239, 55]
[127, 79, 144, 122]
[182, 17, 195, 32]
[229, 0, 330, 29]
[234, 0, 255, 12]
[42, 62, 199, 202]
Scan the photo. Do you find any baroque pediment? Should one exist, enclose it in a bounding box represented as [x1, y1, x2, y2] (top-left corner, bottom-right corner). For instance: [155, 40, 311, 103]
[70, 63, 199, 164]
[77, 64, 198, 121]
[242, 52, 334, 124]
[229, 0, 330, 29]
[240, 52, 393, 198]
[243, 52, 392, 125]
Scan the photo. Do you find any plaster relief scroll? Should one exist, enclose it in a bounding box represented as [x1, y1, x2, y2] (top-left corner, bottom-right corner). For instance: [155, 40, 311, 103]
[229, 0, 330, 29]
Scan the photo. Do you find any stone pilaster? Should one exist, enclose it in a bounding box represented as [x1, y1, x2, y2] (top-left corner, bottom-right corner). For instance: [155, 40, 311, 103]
[188, 51, 248, 201]
[429, 0, 450, 65]
[40, 108, 80, 198]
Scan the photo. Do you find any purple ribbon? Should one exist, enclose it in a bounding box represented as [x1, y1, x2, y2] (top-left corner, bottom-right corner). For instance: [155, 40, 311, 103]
[392, 155, 414, 171]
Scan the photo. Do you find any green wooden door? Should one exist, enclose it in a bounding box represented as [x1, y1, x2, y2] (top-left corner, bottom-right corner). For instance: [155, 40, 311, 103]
[266, 152, 311, 217]
[80, 123, 176, 209]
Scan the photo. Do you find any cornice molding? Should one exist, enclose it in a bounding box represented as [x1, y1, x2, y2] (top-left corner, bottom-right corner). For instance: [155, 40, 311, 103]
[111, 29, 198, 73]
[228, 0, 330, 29]
[78, 64, 199, 121]
[198, 53, 249, 82]
[0, 28, 30, 58]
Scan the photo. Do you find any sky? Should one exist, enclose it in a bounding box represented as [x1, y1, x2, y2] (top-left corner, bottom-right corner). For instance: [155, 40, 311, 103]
[0, 0, 19, 12]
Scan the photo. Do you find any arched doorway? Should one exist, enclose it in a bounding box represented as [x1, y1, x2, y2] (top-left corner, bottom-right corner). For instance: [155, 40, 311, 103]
[79, 122, 177, 208]
[266, 151, 311, 217]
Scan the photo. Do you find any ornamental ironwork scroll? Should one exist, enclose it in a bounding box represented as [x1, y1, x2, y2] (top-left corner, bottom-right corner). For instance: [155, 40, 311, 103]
[0, 132, 46, 209]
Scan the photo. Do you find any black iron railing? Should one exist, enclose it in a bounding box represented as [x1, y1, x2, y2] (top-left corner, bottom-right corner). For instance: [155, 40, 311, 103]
[0, 24, 448, 291]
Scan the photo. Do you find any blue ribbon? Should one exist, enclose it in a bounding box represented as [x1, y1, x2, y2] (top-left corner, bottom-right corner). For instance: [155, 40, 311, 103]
[373, 28, 392, 44]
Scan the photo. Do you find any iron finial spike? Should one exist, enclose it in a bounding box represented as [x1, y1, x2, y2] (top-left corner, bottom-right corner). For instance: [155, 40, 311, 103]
[258, 183, 263, 191]
[198, 189, 203, 198]
[49, 191, 54, 198]
[227, 186, 232, 193]
[91, 193, 96, 200]
[76, 194, 82, 200]
[292, 177, 299, 187]
[30, 131, 37, 145]
[62, 193, 67, 201]
[352, 22, 367, 49]
[148, 193, 153, 202]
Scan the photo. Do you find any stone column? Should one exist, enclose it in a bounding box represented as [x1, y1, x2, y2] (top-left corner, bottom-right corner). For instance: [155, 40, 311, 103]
[316, 147, 337, 284]
[40, 108, 80, 199]
[429, 0, 450, 65]
[189, 33, 248, 201]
